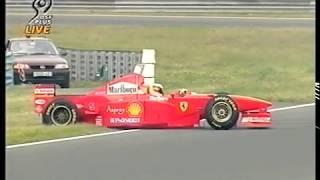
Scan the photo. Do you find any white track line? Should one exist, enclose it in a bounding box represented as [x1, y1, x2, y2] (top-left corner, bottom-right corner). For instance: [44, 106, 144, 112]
[269, 103, 315, 112]
[6, 129, 140, 149]
[7, 13, 314, 20]
[6, 103, 315, 149]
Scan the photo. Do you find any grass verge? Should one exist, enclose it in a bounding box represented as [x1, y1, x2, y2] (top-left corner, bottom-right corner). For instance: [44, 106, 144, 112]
[6, 25, 314, 145]
[5, 84, 108, 146]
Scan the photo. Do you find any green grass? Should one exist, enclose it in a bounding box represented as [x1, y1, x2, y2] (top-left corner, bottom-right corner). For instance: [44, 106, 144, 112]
[5, 84, 108, 146]
[6, 25, 314, 145]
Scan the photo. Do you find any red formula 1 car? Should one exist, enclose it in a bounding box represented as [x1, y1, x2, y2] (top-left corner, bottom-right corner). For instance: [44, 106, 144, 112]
[33, 73, 272, 130]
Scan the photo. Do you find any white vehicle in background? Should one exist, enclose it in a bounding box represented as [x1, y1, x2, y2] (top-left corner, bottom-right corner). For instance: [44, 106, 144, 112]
[6, 36, 70, 88]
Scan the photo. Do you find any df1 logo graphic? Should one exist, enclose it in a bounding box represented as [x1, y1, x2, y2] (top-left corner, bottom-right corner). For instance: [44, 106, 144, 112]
[24, 0, 53, 35]
[316, 82, 319, 100]
[316, 82, 320, 130]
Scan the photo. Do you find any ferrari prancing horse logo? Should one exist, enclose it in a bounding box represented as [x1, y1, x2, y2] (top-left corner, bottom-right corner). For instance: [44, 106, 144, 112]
[179, 101, 188, 112]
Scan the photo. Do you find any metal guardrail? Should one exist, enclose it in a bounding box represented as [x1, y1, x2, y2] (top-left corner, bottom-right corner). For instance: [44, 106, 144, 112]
[5, 48, 144, 87]
[6, 0, 315, 12]
[5, 48, 143, 86]
[59, 48, 142, 81]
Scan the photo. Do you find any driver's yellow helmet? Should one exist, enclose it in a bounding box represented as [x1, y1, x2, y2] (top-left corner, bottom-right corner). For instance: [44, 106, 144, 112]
[153, 83, 163, 89]
[151, 83, 164, 95]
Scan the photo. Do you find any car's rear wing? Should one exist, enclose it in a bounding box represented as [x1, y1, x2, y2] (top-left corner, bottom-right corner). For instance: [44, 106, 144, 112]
[34, 84, 56, 97]
[33, 84, 56, 114]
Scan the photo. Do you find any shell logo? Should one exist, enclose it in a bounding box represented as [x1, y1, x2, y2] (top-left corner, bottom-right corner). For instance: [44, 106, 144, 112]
[127, 102, 142, 117]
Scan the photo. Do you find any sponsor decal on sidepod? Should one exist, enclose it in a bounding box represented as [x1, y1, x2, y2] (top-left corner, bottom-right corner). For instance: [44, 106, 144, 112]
[34, 99, 46, 105]
[109, 102, 142, 124]
[110, 117, 140, 123]
[106, 106, 125, 115]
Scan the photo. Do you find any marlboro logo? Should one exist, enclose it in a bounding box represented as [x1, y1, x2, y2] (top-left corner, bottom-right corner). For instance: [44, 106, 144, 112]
[107, 82, 138, 94]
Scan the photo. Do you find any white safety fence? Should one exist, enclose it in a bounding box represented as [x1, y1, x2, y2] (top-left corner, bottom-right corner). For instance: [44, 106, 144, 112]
[6, 0, 315, 12]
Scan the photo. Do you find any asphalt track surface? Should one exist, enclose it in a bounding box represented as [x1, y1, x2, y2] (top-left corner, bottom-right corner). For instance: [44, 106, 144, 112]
[6, 14, 315, 28]
[6, 14, 315, 180]
[6, 103, 315, 180]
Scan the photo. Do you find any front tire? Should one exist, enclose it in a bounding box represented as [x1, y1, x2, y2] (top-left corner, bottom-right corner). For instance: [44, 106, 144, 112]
[42, 100, 78, 126]
[205, 95, 239, 130]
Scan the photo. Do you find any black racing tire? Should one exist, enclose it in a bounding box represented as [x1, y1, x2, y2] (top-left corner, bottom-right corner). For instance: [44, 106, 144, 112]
[40, 114, 52, 125]
[205, 95, 239, 130]
[42, 100, 78, 126]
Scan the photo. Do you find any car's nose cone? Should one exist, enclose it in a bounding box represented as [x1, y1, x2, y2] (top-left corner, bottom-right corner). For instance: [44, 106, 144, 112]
[230, 95, 272, 111]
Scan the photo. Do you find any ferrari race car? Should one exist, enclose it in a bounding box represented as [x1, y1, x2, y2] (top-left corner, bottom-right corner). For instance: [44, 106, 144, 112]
[33, 71, 272, 130]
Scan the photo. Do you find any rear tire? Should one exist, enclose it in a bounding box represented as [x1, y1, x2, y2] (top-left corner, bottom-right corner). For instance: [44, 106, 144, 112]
[205, 95, 239, 130]
[42, 100, 78, 126]
[41, 114, 52, 125]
